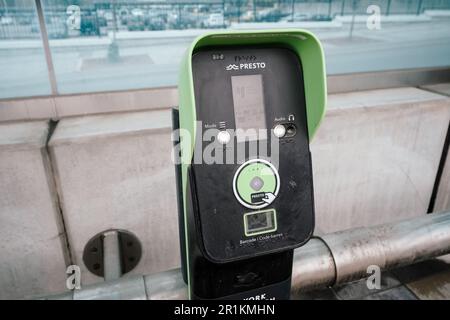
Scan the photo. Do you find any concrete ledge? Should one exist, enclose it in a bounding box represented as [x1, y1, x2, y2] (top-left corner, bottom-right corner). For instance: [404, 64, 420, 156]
[49, 110, 179, 286]
[0, 121, 51, 150]
[422, 82, 450, 97]
[435, 150, 450, 213]
[0, 120, 68, 299]
[49, 109, 171, 146]
[326, 87, 449, 110]
[0, 87, 178, 122]
[2, 69, 449, 123]
[421, 83, 450, 213]
[0, 98, 57, 124]
[312, 87, 450, 232]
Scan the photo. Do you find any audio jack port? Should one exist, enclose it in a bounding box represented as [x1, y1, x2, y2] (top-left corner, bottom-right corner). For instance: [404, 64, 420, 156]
[285, 123, 297, 137]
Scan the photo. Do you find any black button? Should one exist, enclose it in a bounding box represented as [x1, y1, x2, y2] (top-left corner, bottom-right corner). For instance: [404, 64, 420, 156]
[285, 123, 297, 137]
[235, 272, 261, 286]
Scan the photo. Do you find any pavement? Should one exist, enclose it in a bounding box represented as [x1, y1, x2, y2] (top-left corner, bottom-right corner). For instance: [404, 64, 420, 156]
[1, 17, 450, 99]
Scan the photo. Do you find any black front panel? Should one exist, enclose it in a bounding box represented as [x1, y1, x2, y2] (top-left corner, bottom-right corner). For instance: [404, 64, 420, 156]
[192, 250, 293, 299]
[191, 46, 314, 263]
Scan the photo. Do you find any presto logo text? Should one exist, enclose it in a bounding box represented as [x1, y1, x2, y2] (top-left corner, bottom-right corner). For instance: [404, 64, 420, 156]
[226, 62, 266, 71]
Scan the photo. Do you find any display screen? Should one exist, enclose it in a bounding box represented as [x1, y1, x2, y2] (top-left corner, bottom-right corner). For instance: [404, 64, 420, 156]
[231, 75, 266, 140]
[244, 210, 276, 236]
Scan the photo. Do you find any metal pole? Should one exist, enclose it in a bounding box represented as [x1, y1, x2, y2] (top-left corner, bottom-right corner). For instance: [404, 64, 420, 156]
[34, 0, 58, 95]
[237, 0, 241, 23]
[348, 0, 356, 39]
[112, 0, 117, 36]
[178, 4, 181, 29]
[1, 0, 8, 15]
[290, 238, 335, 291]
[146, 211, 450, 299]
[43, 211, 450, 299]
[416, 0, 423, 15]
[94, 6, 100, 37]
[222, 0, 225, 26]
[291, 0, 295, 21]
[103, 230, 122, 281]
[296, 211, 450, 291]
[386, 0, 392, 16]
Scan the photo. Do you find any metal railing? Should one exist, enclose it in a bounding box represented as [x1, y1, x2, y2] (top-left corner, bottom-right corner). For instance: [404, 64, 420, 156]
[40, 211, 450, 300]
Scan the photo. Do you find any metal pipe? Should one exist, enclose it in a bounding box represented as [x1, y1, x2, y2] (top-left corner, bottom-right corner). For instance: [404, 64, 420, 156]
[319, 211, 450, 285]
[290, 238, 335, 293]
[43, 211, 450, 299]
[146, 211, 450, 299]
[103, 230, 122, 281]
[145, 269, 187, 300]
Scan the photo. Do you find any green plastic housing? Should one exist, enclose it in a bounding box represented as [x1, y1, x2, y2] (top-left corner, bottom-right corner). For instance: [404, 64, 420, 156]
[177, 29, 327, 297]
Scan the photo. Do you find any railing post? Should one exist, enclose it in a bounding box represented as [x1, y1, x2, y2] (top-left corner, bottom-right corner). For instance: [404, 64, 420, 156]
[386, 0, 392, 16]
[349, 0, 357, 39]
[34, 0, 58, 95]
[291, 0, 295, 21]
[416, 0, 423, 15]
[237, 0, 241, 23]
[103, 230, 122, 281]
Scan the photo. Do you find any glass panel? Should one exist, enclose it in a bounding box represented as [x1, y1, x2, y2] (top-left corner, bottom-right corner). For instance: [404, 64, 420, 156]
[0, 0, 51, 99]
[5, 0, 450, 98]
[315, 0, 450, 74]
[42, 0, 219, 94]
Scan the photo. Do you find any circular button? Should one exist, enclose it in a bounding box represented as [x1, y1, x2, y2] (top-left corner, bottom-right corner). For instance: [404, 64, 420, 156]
[233, 159, 280, 209]
[250, 176, 264, 191]
[217, 130, 231, 144]
[285, 123, 297, 137]
[273, 124, 286, 138]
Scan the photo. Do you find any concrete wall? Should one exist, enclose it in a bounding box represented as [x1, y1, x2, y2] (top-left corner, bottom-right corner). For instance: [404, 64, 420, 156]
[311, 87, 450, 233]
[0, 121, 68, 299]
[0, 87, 178, 122]
[422, 83, 450, 213]
[48, 110, 180, 286]
[1, 85, 450, 297]
[435, 157, 450, 213]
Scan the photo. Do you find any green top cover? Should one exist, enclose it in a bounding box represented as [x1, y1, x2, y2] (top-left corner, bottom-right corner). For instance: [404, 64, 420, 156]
[179, 29, 327, 165]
